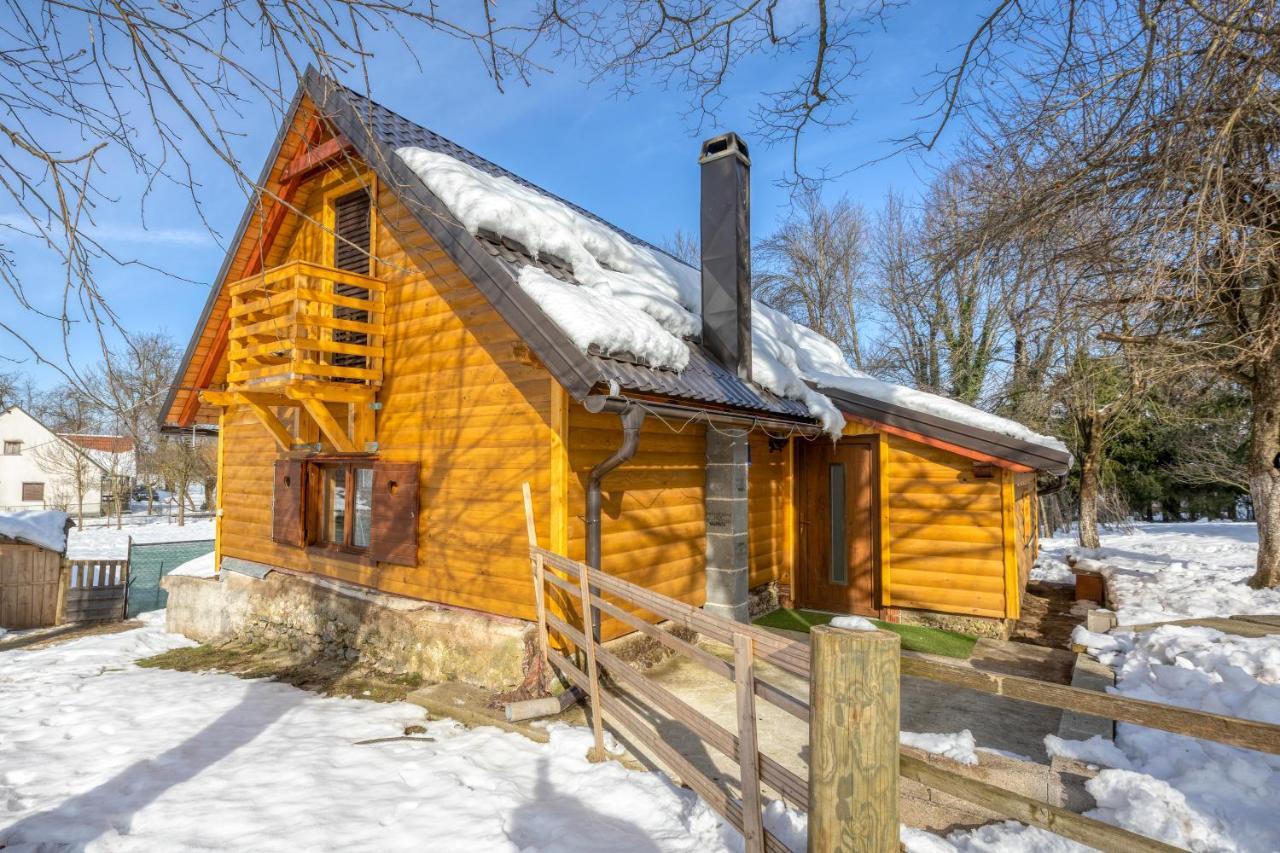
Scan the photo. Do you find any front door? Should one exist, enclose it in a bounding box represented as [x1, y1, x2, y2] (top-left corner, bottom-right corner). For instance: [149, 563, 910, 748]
[797, 436, 878, 615]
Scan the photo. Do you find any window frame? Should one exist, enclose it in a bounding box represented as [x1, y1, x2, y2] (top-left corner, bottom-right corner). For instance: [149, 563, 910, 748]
[3, 440, 20, 456]
[306, 459, 374, 557]
[21, 481, 45, 502]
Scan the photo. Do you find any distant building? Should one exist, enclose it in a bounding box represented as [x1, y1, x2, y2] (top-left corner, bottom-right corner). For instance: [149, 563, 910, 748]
[0, 406, 133, 517]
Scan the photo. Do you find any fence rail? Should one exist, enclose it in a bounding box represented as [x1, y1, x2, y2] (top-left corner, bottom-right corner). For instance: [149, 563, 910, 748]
[520, 486, 1280, 853]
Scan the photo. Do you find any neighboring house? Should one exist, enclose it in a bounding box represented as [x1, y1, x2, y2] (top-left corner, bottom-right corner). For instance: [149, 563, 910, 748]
[0, 407, 132, 518]
[159, 72, 1071, 684]
[58, 434, 136, 514]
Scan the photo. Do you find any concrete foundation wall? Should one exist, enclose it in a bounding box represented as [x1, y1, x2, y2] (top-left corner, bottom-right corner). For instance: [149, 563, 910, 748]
[161, 567, 536, 689]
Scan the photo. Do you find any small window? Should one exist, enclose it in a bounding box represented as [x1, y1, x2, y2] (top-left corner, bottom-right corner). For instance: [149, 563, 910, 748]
[21, 482, 44, 502]
[829, 463, 846, 585]
[3, 440, 20, 455]
[314, 461, 374, 552]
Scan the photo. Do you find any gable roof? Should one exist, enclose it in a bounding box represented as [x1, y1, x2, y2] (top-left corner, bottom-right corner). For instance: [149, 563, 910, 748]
[1, 406, 111, 475]
[162, 71, 1072, 475]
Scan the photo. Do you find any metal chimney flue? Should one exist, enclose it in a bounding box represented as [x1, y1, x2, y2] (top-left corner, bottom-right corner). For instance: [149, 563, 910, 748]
[699, 132, 751, 382]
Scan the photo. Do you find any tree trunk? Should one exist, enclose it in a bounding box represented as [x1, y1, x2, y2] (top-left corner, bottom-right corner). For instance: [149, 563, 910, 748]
[1077, 412, 1104, 549]
[1247, 372, 1280, 588]
[177, 474, 187, 527]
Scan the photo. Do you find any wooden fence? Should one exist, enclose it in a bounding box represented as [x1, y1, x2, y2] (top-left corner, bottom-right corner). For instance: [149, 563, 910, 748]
[63, 558, 129, 623]
[522, 491, 1280, 852]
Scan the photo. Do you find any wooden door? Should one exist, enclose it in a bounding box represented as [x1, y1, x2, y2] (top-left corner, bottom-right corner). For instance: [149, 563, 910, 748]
[0, 544, 64, 629]
[797, 437, 878, 615]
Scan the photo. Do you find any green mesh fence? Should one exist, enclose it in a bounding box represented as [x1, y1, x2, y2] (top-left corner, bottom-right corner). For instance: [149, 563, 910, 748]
[126, 539, 215, 618]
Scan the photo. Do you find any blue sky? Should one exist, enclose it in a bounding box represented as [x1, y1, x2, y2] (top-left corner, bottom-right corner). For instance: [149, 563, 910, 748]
[0, 2, 977, 387]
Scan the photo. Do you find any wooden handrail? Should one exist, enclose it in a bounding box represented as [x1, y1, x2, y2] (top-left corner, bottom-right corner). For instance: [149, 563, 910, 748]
[900, 755, 1179, 852]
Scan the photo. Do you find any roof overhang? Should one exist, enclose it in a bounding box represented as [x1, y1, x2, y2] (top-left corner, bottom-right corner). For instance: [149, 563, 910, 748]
[816, 383, 1072, 475]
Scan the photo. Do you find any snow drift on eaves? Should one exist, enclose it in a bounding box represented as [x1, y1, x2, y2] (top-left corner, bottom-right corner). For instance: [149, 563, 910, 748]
[395, 146, 1067, 450]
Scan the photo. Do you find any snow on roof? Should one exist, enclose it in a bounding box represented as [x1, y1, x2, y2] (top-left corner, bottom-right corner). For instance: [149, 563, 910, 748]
[0, 510, 71, 552]
[395, 146, 1068, 452]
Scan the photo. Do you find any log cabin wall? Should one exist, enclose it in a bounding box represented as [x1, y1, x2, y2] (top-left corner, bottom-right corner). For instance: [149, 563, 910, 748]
[882, 434, 1010, 619]
[218, 166, 555, 620]
[747, 431, 790, 591]
[566, 408, 707, 640]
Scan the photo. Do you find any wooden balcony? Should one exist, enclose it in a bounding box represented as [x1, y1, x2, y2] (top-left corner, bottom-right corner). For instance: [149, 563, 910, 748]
[226, 260, 384, 391]
[202, 260, 384, 454]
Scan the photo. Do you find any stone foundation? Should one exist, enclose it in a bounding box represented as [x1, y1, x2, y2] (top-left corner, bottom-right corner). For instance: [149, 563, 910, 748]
[747, 581, 780, 619]
[885, 606, 1012, 641]
[161, 566, 535, 690]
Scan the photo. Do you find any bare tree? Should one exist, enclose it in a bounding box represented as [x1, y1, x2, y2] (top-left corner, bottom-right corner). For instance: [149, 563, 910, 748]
[88, 333, 180, 516]
[33, 437, 99, 526]
[660, 229, 700, 267]
[154, 431, 214, 527]
[755, 188, 869, 367]
[868, 167, 1010, 404]
[938, 0, 1280, 585]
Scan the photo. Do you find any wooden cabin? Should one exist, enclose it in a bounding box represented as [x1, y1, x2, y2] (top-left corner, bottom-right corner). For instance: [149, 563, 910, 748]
[160, 72, 1071, 662]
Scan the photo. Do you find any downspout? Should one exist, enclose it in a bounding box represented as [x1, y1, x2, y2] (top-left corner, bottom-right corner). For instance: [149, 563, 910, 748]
[585, 403, 646, 640]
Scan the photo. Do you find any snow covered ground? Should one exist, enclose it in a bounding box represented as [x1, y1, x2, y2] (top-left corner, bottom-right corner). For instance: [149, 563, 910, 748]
[66, 515, 215, 559]
[1033, 521, 1276, 626]
[5, 522, 1276, 852]
[1068, 624, 1280, 851]
[1026, 521, 1280, 852]
[0, 613, 745, 852]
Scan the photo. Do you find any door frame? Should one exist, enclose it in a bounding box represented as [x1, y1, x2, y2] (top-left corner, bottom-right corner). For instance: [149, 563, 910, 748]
[794, 434, 883, 616]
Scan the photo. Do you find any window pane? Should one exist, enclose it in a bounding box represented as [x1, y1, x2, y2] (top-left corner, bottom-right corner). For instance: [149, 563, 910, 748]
[829, 463, 847, 585]
[324, 467, 346, 545]
[352, 468, 373, 548]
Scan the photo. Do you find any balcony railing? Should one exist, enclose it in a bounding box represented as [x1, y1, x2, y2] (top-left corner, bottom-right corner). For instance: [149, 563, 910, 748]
[226, 260, 384, 392]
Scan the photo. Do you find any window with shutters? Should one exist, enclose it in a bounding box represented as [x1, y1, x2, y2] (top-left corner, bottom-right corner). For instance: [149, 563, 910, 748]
[3, 440, 20, 455]
[331, 189, 371, 372]
[21, 482, 44, 502]
[272, 458, 418, 566]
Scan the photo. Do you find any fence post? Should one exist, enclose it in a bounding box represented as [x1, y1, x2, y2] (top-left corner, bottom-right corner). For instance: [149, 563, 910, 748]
[808, 624, 900, 853]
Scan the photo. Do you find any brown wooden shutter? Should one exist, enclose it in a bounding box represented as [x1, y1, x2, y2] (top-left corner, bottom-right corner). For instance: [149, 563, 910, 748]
[271, 459, 306, 547]
[333, 190, 371, 274]
[370, 461, 419, 566]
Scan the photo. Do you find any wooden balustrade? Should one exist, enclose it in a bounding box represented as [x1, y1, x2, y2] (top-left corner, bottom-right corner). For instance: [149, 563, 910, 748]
[225, 260, 385, 391]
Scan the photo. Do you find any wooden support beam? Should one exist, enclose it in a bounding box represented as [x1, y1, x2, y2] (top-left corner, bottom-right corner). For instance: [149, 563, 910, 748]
[299, 397, 357, 453]
[234, 392, 296, 451]
[199, 390, 237, 407]
[352, 396, 376, 451]
[279, 136, 356, 183]
[284, 381, 374, 404]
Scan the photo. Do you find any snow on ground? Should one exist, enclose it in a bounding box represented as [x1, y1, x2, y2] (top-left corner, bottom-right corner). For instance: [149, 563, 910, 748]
[66, 515, 216, 559]
[0, 509, 69, 552]
[1069, 624, 1280, 851]
[167, 551, 217, 578]
[394, 145, 1066, 452]
[900, 730, 979, 766]
[1032, 521, 1277, 625]
[0, 614, 771, 852]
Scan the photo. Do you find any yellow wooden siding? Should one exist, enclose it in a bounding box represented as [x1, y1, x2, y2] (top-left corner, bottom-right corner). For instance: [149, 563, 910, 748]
[883, 435, 1008, 618]
[748, 432, 789, 589]
[566, 408, 706, 639]
[218, 177, 554, 620]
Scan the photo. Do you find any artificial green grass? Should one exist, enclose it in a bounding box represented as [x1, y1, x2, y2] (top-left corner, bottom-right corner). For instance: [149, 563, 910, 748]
[753, 608, 977, 659]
